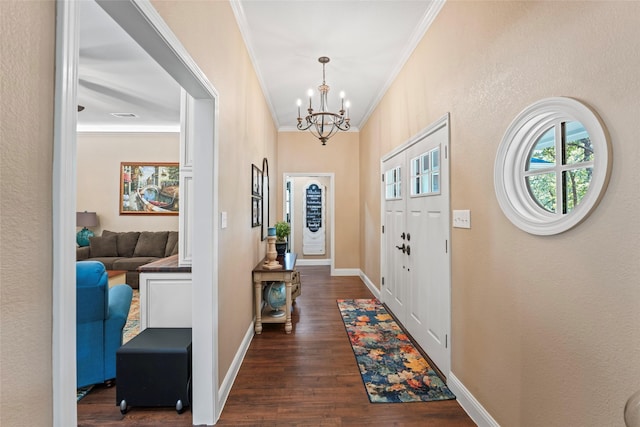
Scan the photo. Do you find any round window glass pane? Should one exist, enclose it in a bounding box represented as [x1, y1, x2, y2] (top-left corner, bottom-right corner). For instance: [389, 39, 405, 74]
[526, 172, 556, 213]
[527, 127, 555, 171]
[564, 121, 593, 165]
[563, 167, 592, 213]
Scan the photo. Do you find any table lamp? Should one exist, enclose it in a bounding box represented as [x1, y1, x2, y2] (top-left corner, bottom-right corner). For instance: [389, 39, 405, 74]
[76, 211, 98, 247]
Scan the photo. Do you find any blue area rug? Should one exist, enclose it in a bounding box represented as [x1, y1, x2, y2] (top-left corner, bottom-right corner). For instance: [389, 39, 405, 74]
[337, 298, 455, 403]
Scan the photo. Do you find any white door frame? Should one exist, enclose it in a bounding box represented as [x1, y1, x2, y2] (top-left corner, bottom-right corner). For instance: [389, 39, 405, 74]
[379, 113, 451, 376]
[53, 1, 219, 425]
[283, 173, 335, 273]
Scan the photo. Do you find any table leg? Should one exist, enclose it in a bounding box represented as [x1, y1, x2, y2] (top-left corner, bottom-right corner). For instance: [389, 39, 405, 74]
[285, 280, 292, 334]
[254, 280, 263, 334]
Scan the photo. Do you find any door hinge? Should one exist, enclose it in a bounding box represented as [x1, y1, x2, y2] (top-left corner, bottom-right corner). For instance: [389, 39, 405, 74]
[381, 277, 385, 286]
[381, 173, 384, 182]
[445, 145, 448, 159]
[446, 334, 448, 348]
[382, 225, 385, 234]
[445, 239, 448, 253]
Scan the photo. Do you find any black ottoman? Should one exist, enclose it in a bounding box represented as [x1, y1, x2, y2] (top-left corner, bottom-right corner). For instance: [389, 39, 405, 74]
[116, 328, 192, 414]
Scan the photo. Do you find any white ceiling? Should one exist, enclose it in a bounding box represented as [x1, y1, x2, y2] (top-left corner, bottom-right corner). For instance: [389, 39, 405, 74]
[77, 0, 443, 133]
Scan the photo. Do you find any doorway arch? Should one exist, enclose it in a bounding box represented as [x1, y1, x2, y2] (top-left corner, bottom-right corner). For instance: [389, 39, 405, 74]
[283, 173, 335, 273]
[53, 1, 219, 425]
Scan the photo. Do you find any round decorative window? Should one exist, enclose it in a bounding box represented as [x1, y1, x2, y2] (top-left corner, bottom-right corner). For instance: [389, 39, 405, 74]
[494, 97, 611, 235]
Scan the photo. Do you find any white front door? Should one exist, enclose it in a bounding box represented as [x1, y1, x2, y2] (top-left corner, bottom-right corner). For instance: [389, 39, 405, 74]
[381, 116, 451, 375]
[381, 152, 406, 318]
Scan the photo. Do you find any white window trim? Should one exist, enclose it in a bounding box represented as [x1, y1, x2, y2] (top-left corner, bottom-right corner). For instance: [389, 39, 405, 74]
[494, 97, 611, 235]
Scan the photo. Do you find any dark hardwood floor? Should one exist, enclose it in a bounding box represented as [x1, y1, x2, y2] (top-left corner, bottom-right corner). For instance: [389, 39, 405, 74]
[78, 265, 474, 426]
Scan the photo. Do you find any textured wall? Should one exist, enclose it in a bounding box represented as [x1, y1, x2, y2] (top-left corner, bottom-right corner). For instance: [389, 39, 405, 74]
[77, 132, 180, 234]
[277, 131, 360, 270]
[150, 0, 278, 384]
[0, 1, 56, 425]
[360, 1, 640, 426]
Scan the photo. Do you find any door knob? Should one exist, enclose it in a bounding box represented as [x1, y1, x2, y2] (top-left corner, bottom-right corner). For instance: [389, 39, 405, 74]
[395, 244, 406, 253]
[406, 245, 411, 256]
[406, 233, 411, 241]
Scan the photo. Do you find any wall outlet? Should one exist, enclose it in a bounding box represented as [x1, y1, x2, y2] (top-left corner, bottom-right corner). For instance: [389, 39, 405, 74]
[453, 210, 471, 229]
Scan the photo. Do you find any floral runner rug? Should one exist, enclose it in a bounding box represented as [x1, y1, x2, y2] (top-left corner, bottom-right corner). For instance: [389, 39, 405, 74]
[337, 298, 455, 403]
[123, 289, 140, 344]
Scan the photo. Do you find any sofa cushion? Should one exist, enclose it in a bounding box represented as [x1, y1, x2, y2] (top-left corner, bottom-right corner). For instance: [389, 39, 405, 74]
[112, 257, 159, 272]
[89, 235, 118, 257]
[86, 257, 123, 271]
[165, 231, 179, 257]
[133, 231, 169, 258]
[118, 232, 140, 257]
[102, 230, 140, 258]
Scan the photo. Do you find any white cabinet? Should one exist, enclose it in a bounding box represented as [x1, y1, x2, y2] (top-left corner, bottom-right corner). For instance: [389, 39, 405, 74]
[139, 272, 192, 330]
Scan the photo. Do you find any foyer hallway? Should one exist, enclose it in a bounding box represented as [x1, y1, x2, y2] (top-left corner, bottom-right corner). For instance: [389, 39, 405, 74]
[78, 265, 474, 426]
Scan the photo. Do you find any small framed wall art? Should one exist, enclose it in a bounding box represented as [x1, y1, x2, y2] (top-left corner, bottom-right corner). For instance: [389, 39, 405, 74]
[252, 164, 262, 197]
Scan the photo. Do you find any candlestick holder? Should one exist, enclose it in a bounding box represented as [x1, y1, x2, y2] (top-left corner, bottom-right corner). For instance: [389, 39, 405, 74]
[263, 235, 282, 270]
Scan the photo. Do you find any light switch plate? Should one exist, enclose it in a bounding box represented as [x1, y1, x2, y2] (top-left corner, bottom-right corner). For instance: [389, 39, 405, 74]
[220, 211, 228, 229]
[453, 210, 471, 229]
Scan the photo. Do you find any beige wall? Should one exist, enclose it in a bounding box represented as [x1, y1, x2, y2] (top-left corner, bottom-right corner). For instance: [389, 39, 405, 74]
[150, 0, 278, 383]
[5, 1, 640, 425]
[277, 131, 359, 270]
[77, 132, 179, 235]
[288, 176, 332, 260]
[361, 2, 640, 426]
[0, 1, 55, 425]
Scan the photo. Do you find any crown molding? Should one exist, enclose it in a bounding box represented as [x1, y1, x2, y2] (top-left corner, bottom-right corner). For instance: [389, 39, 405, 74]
[359, 0, 446, 129]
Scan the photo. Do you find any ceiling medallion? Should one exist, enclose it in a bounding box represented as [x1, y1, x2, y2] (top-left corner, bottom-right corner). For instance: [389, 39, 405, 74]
[296, 56, 350, 145]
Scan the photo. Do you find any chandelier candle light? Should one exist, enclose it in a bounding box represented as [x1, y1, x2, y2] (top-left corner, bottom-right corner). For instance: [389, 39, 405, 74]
[296, 56, 350, 145]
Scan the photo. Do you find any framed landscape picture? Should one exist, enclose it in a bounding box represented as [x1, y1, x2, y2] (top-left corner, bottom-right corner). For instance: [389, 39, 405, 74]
[120, 162, 180, 215]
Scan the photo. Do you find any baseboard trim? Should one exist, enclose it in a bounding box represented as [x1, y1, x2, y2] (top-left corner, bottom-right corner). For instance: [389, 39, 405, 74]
[217, 321, 254, 417]
[448, 372, 500, 427]
[332, 268, 361, 276]
[359, 271, 381, 299]
[295, 258, 331, 266]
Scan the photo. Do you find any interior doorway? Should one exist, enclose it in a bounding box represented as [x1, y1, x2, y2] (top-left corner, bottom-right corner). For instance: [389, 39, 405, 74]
[283, 173, 335, 270]
[53, 1, 219, 425]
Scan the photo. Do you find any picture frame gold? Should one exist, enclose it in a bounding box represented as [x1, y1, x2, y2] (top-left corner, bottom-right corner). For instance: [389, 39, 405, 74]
[120, 162, 180, 215]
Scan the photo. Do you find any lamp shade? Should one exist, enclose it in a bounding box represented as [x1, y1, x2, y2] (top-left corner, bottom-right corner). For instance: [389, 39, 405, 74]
[76, 211, 98, 227]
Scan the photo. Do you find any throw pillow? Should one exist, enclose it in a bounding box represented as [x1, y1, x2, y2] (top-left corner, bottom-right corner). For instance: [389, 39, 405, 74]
[165, 231, 179, 257]
[88, 235, 118, 257]
[116, 231, 140, 257]
[133, 231, 169, 258]
[102, 230, 141, 257]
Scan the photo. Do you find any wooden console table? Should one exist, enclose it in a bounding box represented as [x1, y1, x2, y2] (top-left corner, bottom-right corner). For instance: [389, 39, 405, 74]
[252, 253, 297, 334]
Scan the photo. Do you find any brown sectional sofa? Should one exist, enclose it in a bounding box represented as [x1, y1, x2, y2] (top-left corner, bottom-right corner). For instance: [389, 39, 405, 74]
[76, 230, 178, 289]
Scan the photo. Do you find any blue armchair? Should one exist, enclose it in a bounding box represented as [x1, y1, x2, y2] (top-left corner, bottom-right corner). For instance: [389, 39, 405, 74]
[76, 260, 133, 388]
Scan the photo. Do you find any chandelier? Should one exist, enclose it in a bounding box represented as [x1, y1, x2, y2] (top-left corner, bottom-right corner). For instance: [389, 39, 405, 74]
[296, 56, 350, 145]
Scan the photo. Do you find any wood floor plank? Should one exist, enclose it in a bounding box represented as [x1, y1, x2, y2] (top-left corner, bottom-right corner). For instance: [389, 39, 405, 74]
[78, 265, 474, 426]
